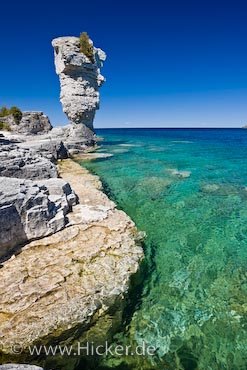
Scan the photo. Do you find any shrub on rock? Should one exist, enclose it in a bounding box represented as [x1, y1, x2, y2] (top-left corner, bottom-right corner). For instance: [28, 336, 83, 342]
[79, 32, 94, 63]
[0, 106, 22, 124]
[9, 106, 22, 124]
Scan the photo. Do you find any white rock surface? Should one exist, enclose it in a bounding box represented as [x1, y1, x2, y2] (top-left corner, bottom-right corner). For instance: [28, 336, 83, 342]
[0, 112, 52, 135]
[0, 176, 78, 259]
[0, 144, 58, 179]
[49, 123, 98, 151]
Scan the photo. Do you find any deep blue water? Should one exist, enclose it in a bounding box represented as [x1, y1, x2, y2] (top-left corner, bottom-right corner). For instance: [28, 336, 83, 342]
[81, 128, 247, 370]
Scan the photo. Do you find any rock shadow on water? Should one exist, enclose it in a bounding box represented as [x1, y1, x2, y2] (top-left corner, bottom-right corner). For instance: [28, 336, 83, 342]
[177, 346, 198, 370]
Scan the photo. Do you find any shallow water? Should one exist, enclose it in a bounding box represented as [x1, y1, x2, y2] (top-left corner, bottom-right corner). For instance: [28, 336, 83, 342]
[81, 128, 247, 370]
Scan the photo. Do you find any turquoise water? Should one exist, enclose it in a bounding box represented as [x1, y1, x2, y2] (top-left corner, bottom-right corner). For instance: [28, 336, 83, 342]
[81, 129, 247, 370]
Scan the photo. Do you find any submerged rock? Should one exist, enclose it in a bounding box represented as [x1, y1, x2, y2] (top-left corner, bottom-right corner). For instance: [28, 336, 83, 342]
[73, 152, 113, 160]
[201, 184, 220, 193]
[166, 168, 191, 178]
[52, 36, 106, 146]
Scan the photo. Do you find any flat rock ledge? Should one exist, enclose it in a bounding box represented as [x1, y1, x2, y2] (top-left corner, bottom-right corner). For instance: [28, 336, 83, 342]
[0, 160, 144, 369]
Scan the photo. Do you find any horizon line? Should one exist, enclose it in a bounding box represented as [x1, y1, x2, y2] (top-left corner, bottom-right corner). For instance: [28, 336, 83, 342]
[95, 126, 244, 129]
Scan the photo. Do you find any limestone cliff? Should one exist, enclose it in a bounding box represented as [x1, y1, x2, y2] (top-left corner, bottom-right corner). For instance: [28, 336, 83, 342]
[52, 36, 106, 144]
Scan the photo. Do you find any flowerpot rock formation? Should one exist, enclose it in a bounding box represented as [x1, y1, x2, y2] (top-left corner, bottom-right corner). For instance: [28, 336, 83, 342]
[52, 36, 106, 146]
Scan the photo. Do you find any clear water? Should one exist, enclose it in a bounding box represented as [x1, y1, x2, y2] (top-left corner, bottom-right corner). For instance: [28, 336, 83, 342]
[81, 128, 247, 370]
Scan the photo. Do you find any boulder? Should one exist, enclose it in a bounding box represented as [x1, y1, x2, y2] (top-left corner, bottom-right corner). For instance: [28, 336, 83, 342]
[0, 112, 52, 135]
[50, 124, 97, 153]
[0, 176, 78, 259]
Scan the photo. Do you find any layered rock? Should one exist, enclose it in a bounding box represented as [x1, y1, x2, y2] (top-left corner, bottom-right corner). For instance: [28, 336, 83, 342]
[52, 36, 106, 145]
[18, 138, 69, 162]
[0, 144, 58, 179]
[0, 160, 144, 369]
[0, 176, 77, 259]
[0, 112, 52, 135]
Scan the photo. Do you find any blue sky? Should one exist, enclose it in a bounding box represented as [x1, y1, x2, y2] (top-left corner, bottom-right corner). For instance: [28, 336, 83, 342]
[1, 0, 247, 127]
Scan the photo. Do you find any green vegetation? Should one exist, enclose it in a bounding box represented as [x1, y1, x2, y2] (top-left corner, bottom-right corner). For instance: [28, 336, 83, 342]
[0, 106, 22, 124]
[79, 32, 94, 63]
[0, 107, 9, 117]
[9, 106, 22, 123]
[0, 121, 11, 131]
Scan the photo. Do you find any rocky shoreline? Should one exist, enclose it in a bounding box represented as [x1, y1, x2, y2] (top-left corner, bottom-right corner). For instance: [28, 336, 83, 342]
[0, 134, 144, 369]
[0, 34, 144, 369]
